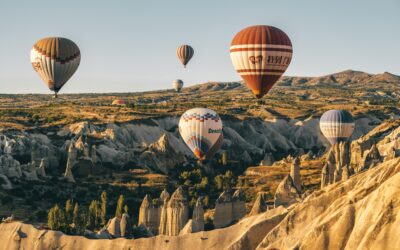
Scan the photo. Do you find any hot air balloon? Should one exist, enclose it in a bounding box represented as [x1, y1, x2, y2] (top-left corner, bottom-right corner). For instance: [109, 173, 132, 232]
[230, 25, 293, 99]
[179, 108, 223, 160]
[177, 45, 194, 68]
[31, 37, 81, 98]
[112, 99, 126, 106]
[172, 79, 184, 92]
[320, 110, 355, 145]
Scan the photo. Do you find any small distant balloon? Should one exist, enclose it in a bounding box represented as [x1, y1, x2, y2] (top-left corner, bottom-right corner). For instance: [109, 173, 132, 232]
[179, 108, 223, 160]
[177, 45, 194, 68]
[230, 25, 293, 99]
[31, 37, 81, 98]
[172, 79, 184, 92]
[320, 109, 355, 145]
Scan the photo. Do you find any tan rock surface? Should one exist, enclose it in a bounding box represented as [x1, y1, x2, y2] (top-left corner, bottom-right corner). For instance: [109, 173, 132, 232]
[0, 159, 399, 249]
[0, 207, 287, 250]
[138, 194, 160, 235]
[158, 189, 170, 235]
[165, 186, 189, 236]
[180, 198, 204, 235]
[249, 192, 268, 216]
[274, 175, 302, 207]
[258, 158, 400, 250]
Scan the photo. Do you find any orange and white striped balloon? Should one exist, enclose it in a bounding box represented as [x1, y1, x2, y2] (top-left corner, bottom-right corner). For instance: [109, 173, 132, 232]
[177, 44, 194, 68]
[230, 25, 293, 99]
[31, 37, 80, 97]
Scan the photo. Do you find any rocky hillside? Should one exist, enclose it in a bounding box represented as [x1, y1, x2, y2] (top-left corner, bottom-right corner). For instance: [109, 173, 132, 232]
[1, 157, 399, 250]
[0, 70, 398, 235]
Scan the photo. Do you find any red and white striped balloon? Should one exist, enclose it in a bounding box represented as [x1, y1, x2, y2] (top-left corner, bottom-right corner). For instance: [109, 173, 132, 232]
[230, 25, 293, 99]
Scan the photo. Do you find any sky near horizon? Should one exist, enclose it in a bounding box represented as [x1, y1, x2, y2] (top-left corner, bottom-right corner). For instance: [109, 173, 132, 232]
[0, 0, 399, 94]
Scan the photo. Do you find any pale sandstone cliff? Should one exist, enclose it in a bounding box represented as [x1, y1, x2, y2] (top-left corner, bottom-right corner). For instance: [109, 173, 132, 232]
[0, 158, 399, 249]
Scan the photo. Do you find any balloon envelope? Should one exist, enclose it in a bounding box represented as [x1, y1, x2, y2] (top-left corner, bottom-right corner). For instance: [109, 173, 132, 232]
[31, 37, 81, 96]
[177, 45, 194, 68]
[320, 110, 355, 145]
[179, 108, 223, 160]
[230, 25, 292, 99]
[172, 79, 184, 92]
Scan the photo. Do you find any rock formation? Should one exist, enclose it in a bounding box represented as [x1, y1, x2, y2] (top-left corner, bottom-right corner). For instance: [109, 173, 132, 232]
[159, 188, 170, 202]
[158, 189, 170, 235]
[213, 189, 246, 229]
[361, 143, 382, 170]
[1, 214, 14, 223]
[0, 174, 12, 189]
[192, 198, 204, 231]
[249, 192, 268, 216]
[120, 213, 132, 238]
[138, 195, 160, 235]
[30, 141, 41, 167]
[37, 158, 47, 177]
[321, 141, 351, 188]
[274, 175, 302, 208]
[2, 158, 400, 250]
[320, 163, 329, 189]
[63, 143, 76, 182]
[257, 158, 400, 250]
[0, 154, 21, 179]
[138, 134, 186, 174]
[232, 189, 246, 221]
[105, 217, 121, 238]
[96, 228, 112, 239]
[91, 145, 97, 164]
[180, 198, 204, 235]
[259, 152, 275, 166]
[290, 157, 301, 191]
[350, 119, 400, 170]
[321, 119, 400, 189]
[164, 186, 189, 236]
[213, 191, 233, 228]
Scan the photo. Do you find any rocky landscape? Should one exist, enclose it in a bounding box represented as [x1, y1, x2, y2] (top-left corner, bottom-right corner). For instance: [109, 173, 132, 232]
[1, 157, 399, 249]
[0, 70, 399, 249]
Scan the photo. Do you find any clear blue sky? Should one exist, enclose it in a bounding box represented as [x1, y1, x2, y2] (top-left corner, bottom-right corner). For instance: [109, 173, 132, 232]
[0, 0, 399, 93]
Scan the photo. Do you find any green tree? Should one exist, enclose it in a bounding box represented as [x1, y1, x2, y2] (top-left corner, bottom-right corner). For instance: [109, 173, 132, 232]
[214, 171, 236, 191]
[115, 195, 125, 218]
[221, 151, 228, 166]
[214, 175, 224, 190]
[100, 191, 107, 226]
[224, 170, 235, 190]
[87, 200, 100, 230]
[73, 202, 79, 227]
[76, 210, 87, 235]
[65, 199, 73, 225]
[47, 204, 67, 231]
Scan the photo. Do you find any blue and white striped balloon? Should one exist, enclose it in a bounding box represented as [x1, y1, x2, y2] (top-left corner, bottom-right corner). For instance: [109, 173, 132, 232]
[319, 110, 355, 145]
[179, 108, 223, 160]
